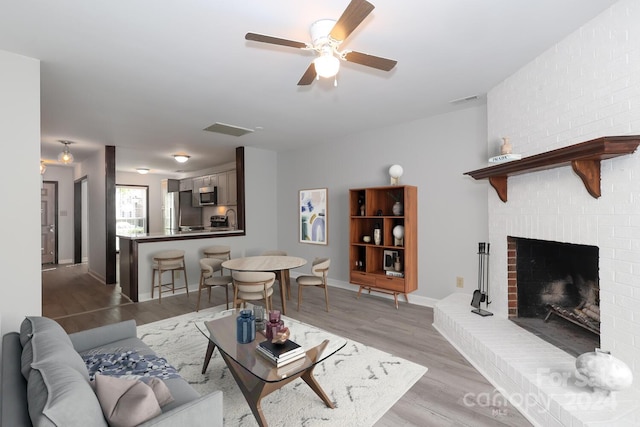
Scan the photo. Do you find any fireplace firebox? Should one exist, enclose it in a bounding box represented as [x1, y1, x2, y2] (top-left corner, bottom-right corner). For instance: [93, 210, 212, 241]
[508, 236, 600, 356]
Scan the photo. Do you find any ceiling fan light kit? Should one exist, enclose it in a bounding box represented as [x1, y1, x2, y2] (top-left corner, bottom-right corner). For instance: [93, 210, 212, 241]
[245, 0, 396, 86]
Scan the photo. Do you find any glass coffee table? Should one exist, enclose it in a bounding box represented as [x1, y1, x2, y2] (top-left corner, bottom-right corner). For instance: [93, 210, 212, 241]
[196, 308, 347, 427]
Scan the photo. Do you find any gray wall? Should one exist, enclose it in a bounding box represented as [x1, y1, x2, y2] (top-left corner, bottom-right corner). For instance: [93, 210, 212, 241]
[276, 105, 489, 304]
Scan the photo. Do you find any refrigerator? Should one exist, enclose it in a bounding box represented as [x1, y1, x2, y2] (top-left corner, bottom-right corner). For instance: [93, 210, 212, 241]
[179, 191, 202, 227]
[162, 179, 180, 232]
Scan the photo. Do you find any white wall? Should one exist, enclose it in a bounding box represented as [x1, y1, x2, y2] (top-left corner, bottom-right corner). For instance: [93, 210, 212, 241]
[277, 105, 489, 303]
[41, 165, 75, 263]
[75, 149, 107, 282]
[0, 49, 42, 336]
[487, 0, 640, 377]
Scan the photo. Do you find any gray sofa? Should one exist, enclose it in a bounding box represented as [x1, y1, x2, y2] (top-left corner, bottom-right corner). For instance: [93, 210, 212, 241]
[1, 317, 223, 427]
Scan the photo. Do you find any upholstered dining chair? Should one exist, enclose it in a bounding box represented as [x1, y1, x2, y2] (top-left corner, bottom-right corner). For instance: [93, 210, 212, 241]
[151, 250, 188, 303]
[232, 271, 275, 312]
[260, 250, 291, 299]
[197, 258, 233, 311]
[202, 245, 232, 274]
[296, 258, 331, 312]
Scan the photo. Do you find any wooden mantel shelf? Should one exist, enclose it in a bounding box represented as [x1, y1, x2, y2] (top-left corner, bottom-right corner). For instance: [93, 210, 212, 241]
[464, 135, 640, 202]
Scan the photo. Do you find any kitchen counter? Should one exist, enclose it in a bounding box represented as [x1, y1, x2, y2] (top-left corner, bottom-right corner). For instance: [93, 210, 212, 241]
[118, 228, 245, 302]
[118, 228, 243, 242]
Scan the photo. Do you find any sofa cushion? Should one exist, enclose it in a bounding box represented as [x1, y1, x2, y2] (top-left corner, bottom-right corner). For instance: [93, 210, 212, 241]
[95, 374, 162, 427]
[28, 361, 107, 427]
[20, 316, 88, 381]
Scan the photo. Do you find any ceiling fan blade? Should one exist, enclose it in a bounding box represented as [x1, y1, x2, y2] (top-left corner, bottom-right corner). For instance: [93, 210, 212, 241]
[329, 0, 375, 42]
[297, 63, 317, 86]
[344, 51, 397, 71]
[245, 32, 307, 49]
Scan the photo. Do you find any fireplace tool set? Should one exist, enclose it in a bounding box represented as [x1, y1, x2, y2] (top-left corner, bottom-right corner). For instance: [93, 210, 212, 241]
[471, 242, 493, 317]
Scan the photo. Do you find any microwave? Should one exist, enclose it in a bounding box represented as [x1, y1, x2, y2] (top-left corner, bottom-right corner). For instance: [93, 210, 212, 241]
[198, 186, 217, 206]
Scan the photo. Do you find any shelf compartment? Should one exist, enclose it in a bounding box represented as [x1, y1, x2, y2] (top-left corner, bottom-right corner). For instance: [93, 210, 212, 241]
[464, 135, 640, 202]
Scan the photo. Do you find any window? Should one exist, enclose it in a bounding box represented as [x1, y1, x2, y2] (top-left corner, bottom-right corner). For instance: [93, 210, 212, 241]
[116, 185, 148, 251]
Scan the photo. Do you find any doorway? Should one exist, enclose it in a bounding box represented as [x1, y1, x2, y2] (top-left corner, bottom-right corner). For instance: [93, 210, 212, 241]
[41, 181, 58, 265]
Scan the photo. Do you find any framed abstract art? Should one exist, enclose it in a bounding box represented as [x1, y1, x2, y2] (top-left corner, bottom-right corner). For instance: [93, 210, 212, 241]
[299, 188, 328, 245]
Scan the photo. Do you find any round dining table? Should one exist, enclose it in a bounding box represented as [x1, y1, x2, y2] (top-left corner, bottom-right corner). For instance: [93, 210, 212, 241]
[221, 255, 307, 314]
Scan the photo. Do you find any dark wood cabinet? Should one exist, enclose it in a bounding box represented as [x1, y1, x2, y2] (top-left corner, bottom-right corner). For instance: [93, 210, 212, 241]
[349, 185, 418, 308]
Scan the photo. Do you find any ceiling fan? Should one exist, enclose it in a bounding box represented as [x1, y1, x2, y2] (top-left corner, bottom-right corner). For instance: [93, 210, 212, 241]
[245, 0, 397, 86]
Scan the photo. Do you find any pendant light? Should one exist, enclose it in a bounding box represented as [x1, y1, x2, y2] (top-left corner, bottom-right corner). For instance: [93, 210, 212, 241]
[57, 140, 74, 164]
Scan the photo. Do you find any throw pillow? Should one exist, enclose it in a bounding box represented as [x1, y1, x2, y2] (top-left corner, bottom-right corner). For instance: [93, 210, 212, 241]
[28, 362, 107, 427]
[94, 374, 162, 427]
[145, 377, 174, 407]
[20, 316, 87, 380]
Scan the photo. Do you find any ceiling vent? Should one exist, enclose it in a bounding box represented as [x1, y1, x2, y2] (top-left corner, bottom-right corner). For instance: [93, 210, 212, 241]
[449, 94, 480, 105]
[203, 122, 254, 137]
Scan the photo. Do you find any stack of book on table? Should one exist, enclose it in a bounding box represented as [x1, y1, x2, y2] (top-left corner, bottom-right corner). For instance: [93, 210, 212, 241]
[256, 339, 305, 367]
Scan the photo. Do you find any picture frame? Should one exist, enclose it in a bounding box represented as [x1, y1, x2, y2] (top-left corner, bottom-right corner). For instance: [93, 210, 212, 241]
[299, 188, 328, 245]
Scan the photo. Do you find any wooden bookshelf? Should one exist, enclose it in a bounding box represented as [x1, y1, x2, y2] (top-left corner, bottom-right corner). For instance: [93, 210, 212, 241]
[349, 185, 417, 309]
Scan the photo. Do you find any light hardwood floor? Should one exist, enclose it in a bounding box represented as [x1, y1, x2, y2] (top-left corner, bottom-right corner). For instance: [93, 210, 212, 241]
[42, 263, 532, 427]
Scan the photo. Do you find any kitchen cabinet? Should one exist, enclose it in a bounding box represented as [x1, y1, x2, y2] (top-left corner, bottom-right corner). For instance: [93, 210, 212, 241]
[202, 174, 217, 188]
[179, 179, 193, 191]
[192, 177, 204, 191]
[216, 170, 237, 205]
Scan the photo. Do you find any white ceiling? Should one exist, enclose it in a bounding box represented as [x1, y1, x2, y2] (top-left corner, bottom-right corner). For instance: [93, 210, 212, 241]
[0, 0, 618, 176]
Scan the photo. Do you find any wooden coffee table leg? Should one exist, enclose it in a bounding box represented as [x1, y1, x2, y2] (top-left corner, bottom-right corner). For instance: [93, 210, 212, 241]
[201, 341, 216, 374]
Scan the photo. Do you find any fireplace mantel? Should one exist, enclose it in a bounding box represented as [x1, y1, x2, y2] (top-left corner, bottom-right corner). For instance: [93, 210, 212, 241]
[464, 135, 640, 202]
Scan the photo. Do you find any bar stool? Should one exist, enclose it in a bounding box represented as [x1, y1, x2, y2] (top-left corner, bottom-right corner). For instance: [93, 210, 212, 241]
[261, 250, 291, 299]
[151, 250, 188, 303]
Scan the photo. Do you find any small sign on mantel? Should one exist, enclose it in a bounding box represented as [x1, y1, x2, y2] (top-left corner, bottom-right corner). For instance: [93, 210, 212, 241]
[488, 153, 522, 163]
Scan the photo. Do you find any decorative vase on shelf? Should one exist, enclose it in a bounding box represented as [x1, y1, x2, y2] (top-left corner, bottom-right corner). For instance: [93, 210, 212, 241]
[392, 201, 403, 216]
[373, 223, 382, 245]
[393, 256, 402, 272]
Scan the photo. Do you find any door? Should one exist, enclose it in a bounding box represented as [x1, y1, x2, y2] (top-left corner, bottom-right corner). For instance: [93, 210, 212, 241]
[41, 181, 57, 264]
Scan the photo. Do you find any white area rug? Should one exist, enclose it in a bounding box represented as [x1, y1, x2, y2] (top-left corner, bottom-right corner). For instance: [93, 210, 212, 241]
[137, 306, 427, 426]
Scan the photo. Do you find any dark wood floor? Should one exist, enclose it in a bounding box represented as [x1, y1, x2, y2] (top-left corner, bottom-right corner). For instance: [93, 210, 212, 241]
[42, 263, 532, 427]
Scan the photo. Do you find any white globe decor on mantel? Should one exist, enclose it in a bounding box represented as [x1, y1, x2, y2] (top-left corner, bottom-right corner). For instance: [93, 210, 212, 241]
[389, 164, 403, 185]
[575, 348, 633, 395]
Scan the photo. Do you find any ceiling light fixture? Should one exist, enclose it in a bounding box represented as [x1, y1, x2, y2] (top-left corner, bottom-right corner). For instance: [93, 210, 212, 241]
[136, 168, 150, 175]
[57, 140, 74, 164]
[173, 154, 190, 163]
[314, 47, 340, 79]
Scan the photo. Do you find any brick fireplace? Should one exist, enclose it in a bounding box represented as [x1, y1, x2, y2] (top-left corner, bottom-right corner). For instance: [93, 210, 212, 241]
[436, 1, 640, 425]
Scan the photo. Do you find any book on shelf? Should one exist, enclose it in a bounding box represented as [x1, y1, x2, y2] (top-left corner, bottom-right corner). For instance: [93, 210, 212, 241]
[488, 153, 522, 163]
[385, 270, 404, 278]
[256, 346, 306, 367]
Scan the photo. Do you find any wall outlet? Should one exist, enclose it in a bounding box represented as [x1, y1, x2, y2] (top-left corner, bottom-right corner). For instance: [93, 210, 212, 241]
[456, 276, 464, 288]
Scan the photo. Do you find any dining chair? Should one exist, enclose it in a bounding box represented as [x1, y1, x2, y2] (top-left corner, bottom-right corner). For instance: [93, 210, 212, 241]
[261, 250, 291, 299]
[196, 258, 233, 311]
[151, 250, 188, 303]
[202, 245, 232, 274]
[296, 258, 331, 312]
[232, 271, 275, 312]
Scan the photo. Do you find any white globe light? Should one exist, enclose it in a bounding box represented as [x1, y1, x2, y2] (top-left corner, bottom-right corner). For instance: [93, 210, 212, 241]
[389, 164, 403, 185]
[393, 225, 405, 239]
[314, 54, 340, 78]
